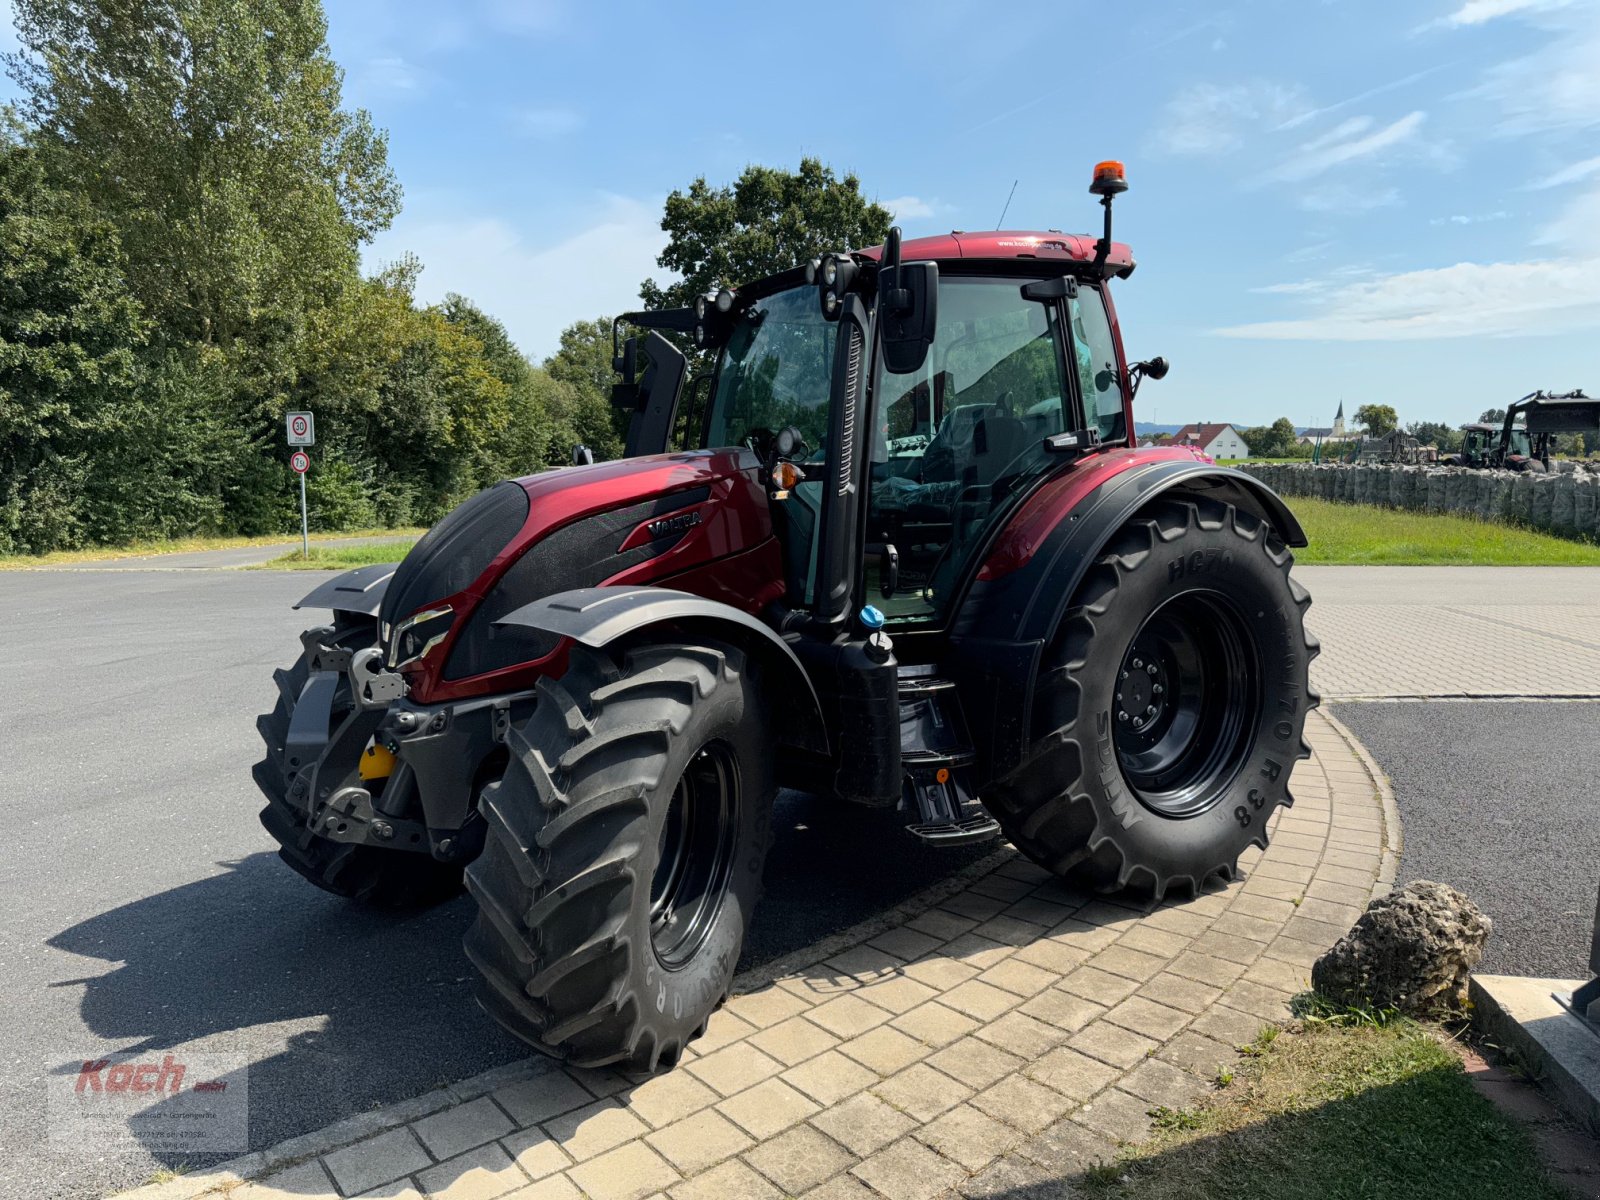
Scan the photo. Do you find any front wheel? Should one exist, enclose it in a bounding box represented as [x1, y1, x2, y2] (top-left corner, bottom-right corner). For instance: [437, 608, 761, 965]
[984, 497, 1318, 899]
[464, 640, 774, 1070]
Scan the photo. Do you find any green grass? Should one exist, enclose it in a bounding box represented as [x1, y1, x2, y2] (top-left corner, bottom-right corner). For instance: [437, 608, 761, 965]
[0, 527, 425, 569]
[255, 540, 419, 570]
[1291, 497, 1600, 565]
[1084, 1017, 1566, 1200]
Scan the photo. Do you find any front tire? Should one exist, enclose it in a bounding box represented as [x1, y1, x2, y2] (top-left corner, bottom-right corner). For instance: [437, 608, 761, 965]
[464, 640, 774, 1070]
[985, 497, 1318, 899]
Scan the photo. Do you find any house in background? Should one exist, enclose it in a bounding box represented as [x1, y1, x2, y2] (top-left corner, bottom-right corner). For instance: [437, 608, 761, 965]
[1169, 422, 1250, 459]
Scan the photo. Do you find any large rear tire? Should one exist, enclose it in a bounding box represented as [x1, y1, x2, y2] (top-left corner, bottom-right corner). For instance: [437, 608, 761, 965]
[464, 640, 773, 1070]
[984, 496, 1318, 900]
[253, 615, 463, 908]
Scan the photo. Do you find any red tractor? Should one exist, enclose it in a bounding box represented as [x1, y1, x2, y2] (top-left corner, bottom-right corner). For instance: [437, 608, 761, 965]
[256, 162, 1317, 1071]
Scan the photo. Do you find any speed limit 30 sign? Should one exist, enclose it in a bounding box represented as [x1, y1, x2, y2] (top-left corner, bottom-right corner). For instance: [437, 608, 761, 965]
[290, 450, 310, 474]
[286, 412, 315, 446]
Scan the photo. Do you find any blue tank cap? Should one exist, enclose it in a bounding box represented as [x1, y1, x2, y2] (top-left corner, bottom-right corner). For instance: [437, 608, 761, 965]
[858, 605, 886, 631]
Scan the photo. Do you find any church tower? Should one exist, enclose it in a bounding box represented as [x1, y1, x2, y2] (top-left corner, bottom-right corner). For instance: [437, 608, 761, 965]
[1332, 401, 1346, 438]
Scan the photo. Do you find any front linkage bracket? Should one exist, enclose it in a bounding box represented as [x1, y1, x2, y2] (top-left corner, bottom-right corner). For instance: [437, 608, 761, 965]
[311, 783, 431, 851]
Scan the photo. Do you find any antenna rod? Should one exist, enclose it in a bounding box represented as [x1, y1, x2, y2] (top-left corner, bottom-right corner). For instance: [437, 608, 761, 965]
[996, 179, 1018, 229]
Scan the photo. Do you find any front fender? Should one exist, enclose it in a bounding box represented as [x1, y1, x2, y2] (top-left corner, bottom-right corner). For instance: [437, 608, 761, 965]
[293, 562, 399, 618]
[498, 586, 828, 755]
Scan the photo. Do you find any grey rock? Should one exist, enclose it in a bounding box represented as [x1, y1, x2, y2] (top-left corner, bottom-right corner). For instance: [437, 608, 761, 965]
[1311, 880, 1492, 1015]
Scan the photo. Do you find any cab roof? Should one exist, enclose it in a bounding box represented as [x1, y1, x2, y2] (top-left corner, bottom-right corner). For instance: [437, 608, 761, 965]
[860, 230, 1135, 277]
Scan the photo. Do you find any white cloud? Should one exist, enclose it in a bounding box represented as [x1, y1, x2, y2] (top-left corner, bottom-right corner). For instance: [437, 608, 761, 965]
[1430, 210, 1512, 224]
[1445, 0, 1571, 25]
[1528, 155, 1600, 189]
[1536, 181, 1600, 253]
[1219, 176, 1600, 341]
[1250, 280, 1330, 295]
[882, 195, 935, 219]
[1298, 184, 1402, 213]
[364, 195, 668, 361]
[1470, 6, 1600, 133]
[1268, 111, 1429, 182]
[1152, 82, 1310, 156]
[1215, 256, 1600, 340]
[515, 107, 582, 138]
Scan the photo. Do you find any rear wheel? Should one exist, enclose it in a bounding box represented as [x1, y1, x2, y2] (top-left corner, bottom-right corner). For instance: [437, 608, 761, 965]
[984, 497, 1318, 899]
[463, 640, 773, 1070]
[253, 615, 463, 907]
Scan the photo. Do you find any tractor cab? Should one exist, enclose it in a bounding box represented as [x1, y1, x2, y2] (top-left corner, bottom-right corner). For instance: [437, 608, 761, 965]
[611, 166, 1159, 647]
[1458, 422, 1530, 469]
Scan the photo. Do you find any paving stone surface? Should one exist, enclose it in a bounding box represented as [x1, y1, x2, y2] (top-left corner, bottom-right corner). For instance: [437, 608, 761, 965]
[107, 709, 1390, 1200]
[1298, 565, 1600, 698]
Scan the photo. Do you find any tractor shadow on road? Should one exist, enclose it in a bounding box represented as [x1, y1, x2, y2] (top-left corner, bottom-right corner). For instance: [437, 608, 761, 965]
[44, 788, 991, 1161]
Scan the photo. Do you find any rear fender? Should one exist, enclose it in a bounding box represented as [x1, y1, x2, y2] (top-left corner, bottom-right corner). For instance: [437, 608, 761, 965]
[951, 459, 1306, 783]
[497, 586, 828, 756]
[293, 562, 398, 619]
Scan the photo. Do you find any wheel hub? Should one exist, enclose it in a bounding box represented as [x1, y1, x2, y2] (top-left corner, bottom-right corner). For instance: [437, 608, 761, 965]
[1111, 591, 1260, 818]
[1115, 652, 1167, 736]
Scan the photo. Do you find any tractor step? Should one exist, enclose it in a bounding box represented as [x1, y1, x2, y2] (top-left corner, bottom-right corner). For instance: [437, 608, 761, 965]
[899, 672, 1000, 847]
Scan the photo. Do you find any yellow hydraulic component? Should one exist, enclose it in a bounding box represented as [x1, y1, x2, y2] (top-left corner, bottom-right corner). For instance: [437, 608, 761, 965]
[359, 741, 397, 781]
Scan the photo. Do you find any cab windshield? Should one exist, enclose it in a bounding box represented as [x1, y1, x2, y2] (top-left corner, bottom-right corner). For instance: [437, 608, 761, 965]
[705, 286, 834, 461]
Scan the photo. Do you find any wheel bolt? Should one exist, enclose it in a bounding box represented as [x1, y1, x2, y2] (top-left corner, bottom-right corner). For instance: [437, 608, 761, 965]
[1153, 684, 1163, 695]
[1146, 705, 1157, 716]
[1121, 670, 1129, 680]
[1132, 658, 1143, 669]
[1117, 711, 1129, 722]
[1147, 663, 1158, 675]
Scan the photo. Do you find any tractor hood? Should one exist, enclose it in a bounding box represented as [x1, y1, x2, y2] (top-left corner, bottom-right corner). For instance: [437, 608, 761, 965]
[377, 448, 781, 701]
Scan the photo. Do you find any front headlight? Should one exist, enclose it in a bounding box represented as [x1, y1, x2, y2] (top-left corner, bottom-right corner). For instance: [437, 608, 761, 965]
[387, 605, 455, 668]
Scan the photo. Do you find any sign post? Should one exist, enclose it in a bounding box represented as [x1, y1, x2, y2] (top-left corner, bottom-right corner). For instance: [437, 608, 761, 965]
[290, 449, 311, 558]
[286, 414, 314, 559]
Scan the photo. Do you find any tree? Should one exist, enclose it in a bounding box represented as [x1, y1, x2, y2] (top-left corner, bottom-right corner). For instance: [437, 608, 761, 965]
[6, 0, 399, 351]
[1240, 416, 1299, 458]
[640, 159, 892, 310]
[1354, 403, 1398, 437]
[0, 121, 148, 553]
[1479, 407, 1507, 424]
[1404, 420, 1461, 453]
[544, 317, 628, 457]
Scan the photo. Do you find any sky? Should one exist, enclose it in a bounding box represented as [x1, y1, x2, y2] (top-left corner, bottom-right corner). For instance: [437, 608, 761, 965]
[4, 0, 1600, 429]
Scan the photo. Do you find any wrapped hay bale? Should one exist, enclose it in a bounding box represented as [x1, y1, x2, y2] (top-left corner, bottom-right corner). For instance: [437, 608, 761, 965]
[1573, 473, 1599, 537]
[1426, 471, 1447, 513]
[1469, 472, 1497, 522]
[1529, 473, 1554, 529]
[1397, 467, 1424, 510]
[1511, 471, 1536, 525]
[1484, 473, 1510, 524]
[1551, 473, 1578, 532]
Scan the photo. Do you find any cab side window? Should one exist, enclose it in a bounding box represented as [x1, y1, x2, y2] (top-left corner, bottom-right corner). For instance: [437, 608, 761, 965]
[1069, 288, 1126, 443]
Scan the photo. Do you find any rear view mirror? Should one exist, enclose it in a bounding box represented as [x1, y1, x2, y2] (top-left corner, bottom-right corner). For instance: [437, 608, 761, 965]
[610, 335, 639, 409]
[880, 260, 938, 375]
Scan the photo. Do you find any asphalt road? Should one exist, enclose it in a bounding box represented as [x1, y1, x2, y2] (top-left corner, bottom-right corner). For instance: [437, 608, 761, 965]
[1334, 701, 1600, 979]
[0, 567, 989, 1200]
